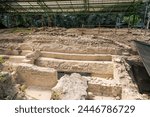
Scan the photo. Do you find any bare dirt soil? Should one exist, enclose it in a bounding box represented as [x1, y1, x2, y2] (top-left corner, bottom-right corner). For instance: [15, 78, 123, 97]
[0, 27, 150, 51]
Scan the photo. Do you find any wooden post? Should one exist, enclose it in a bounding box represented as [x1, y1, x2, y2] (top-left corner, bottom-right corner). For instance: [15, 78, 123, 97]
[146, 19, 150, 30]
[41, 15, 44, 27]
[98, 22, 101, 35]
[145, 18, 150, 35]
[48, 15, 51, 27]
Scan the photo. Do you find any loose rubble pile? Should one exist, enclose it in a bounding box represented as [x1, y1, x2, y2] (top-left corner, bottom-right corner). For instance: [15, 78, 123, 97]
[0, 71, 27, 100]
[51, 73, 88, 100]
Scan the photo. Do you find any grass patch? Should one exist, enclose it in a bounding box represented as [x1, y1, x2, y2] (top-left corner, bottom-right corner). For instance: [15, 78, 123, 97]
[0, 57, 4, 64]
[10, 28, 33, 34]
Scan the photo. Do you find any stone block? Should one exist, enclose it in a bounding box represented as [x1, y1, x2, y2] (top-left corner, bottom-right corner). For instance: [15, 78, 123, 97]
[3, 63, 57, 89]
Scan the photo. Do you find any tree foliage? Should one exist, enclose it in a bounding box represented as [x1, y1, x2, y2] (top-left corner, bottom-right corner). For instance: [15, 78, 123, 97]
[0, 1, 147, 28]
[123, 15, 141, 26]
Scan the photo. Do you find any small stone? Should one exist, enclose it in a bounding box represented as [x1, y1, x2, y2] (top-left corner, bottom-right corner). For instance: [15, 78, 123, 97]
[115, 65, 120, 68]
[116, 96, 121, 100]
[11, 71, 16, 76]
[0, 72, 9, 78]
[122, 52, 130, 56]
[112, 91, 118, 97]
[87, 92, 94, 100]
[25, 50, 41, 60]
[89, 80, 94, 84]
[20, 92, 25, 97]
[108, 77, 112, 80]
[22, 59, 34, 64]
[11, 71, 18, 83]
[95, 79, 99, 83]
[0, 72, 10, 82]
[15, 84, 21, 89]
[135, 98, 142, 100]
[114, 58, 121, 63]
[16, 92, 25, 100]
[20, 85, 27, 92]
[88, 92, 93, 96]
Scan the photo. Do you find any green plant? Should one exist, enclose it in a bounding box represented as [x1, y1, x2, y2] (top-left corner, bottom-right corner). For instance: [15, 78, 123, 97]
[51, 91, 61, 100]
[0, 73, 5, 82]
[11, 28, 32, 34]
[0, 57, 4, 64]
[123, 15, 141, 26]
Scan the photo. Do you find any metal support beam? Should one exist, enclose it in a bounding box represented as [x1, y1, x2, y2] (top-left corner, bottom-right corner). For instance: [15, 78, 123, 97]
[83, 0, 88, 12]
[56, 0, 63, 12]
[37, 0, 52, 13]
[70, 0, 75, 12]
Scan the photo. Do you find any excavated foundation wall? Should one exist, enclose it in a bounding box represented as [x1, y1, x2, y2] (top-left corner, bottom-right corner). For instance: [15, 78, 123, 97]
[1, 28, 150, 100]
[0, 46, 123, 100]
[2, 63, 58, 89]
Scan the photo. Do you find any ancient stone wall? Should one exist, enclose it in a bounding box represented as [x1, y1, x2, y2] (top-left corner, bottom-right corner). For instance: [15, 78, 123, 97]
[3, 63, 58, 89]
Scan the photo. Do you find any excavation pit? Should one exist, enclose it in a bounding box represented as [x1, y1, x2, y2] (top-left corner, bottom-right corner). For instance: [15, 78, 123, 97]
[0, 28, 150, 100]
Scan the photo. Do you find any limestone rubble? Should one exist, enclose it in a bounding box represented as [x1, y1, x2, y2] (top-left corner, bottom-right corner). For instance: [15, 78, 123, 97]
[51, 73, 88, 100]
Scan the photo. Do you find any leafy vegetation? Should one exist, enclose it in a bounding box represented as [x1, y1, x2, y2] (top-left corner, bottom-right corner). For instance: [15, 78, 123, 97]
[0, 75, 4, 82]
[0, 1, 146, 28]
[10, 28, 33, 34]
[123, 15, 141, 26]
[0, 73, 5, 82]
[0, 57, 4, 64]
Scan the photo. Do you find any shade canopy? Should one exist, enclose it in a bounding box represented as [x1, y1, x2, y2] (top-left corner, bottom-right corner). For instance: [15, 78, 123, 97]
[0, 0, 143, 14]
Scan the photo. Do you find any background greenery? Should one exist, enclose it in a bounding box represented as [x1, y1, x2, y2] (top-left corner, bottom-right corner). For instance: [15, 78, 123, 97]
[0, 1, 149, 28]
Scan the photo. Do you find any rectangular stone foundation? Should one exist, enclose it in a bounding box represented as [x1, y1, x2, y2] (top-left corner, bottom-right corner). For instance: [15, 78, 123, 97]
[3, 63, 58, 89]
[88, 83, 122, 98]
[36, 58, 113, 78]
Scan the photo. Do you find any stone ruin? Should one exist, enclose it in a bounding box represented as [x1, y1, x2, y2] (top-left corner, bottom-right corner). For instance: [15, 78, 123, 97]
[0, 28, 150, 100]
[1, 47, 148, 100]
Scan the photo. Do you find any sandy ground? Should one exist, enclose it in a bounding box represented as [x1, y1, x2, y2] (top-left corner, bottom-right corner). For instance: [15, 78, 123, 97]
[0, 27, 150, 50]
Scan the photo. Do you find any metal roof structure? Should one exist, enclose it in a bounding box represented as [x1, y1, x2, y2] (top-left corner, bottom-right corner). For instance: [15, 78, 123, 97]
[0, 0, 144, 14]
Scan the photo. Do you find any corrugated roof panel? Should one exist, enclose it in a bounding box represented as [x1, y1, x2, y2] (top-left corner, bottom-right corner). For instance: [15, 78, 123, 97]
[134, 40, 150, 78]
